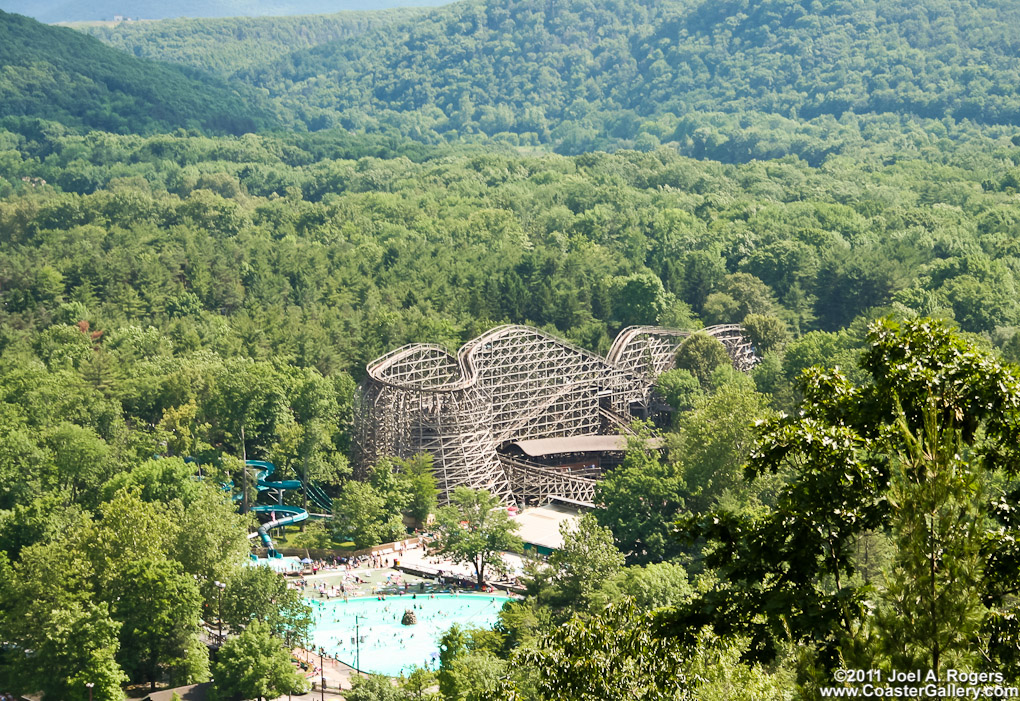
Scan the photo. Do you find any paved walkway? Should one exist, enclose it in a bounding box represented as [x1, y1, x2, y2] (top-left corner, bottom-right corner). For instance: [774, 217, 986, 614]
[396, 547, 526, 589]
[287, 646, 364, 698]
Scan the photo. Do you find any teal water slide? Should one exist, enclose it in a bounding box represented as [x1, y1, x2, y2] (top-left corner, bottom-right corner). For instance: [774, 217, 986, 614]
[187, 456, 331, 557]
[246, 459, 306, 558]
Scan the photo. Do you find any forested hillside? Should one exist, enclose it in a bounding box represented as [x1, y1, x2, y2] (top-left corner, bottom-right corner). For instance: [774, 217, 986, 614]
[74, 9, 424, 76]
[222, 0, 1020, 157]
[2, 124, 1019, 380]
[0, 0, 452, 23]
[0, 11, 275, 134]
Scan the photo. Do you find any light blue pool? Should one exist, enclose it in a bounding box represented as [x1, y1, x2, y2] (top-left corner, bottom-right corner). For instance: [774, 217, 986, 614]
[307, 593, 509, 676]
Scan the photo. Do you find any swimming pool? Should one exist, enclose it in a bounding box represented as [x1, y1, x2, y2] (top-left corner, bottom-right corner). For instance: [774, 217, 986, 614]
[307, 593, 509, 676]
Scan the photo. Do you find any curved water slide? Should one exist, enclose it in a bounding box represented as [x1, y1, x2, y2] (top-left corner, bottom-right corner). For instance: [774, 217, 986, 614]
[244, 459, 317, 559]
[187, 456, 330, 557]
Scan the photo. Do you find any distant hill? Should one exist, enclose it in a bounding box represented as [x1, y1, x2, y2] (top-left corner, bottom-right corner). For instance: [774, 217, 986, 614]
[73, 9, 425, 76]
[0, 0, 454, 23]
[0, 11, 275, 134]
[224, 0, 1020, 158]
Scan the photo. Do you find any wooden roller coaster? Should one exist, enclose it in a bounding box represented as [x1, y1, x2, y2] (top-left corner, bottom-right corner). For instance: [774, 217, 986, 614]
[354, 324, 757, 506]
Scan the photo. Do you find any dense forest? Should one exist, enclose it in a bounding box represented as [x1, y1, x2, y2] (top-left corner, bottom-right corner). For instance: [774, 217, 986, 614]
[0, 11, 276, 134]
[0, 0, 452, 23]
[4, 0, 1020, 697]
[74, 9, 426, 75]
[67, 0, 1020, 162]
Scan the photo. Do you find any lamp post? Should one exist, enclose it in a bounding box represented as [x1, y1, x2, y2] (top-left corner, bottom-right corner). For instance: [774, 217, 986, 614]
[85, 682, 94, 701]
[356, 615, 361, 673]
[214, 580, 226, 644]
[319, 648, 325, 701]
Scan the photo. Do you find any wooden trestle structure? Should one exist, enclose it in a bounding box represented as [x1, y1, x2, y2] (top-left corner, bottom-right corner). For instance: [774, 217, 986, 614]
[354, 324, 756, 506]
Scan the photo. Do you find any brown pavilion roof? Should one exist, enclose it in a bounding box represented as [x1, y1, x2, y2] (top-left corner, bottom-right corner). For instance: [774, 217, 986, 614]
[510, 435, 661, 457]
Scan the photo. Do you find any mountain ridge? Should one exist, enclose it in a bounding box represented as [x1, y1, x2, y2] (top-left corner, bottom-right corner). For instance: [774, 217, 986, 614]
[0, 10, 276, 134]
[228, 0, 1020, 153]
[0, 0, 454, 23]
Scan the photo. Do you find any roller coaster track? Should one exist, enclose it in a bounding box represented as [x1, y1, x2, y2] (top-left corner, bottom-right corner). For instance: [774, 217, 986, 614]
[498, 454, 597, 507]
[355, 323, 757, 505]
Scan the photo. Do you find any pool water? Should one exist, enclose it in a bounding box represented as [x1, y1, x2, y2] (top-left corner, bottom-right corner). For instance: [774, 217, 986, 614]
[308, 593, 509, 676]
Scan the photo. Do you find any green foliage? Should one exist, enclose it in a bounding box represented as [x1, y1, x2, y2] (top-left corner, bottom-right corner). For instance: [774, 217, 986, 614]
[498, 600, 691, 701]
[401, 667, 440, 701]
[655, 369, 703, 414]
[674, 334, 731, 388]
[665, 318, 1020, 674]
[0, 597, 128, 700]
[592, 561, 693, 612]
[345, 673, 403, 701]
[211, 620, 308, 701]
[596, 436, 686, 565]
[671, 382, 774, 515]
[111, 558, 208, 688]
[534, 513, 625, 609]
[443, 651, 506, 701]
[76, 8, 429, 75]
[130, 0, 1020, 161]
[289, 519, 334, 549]
[437, 624, 507, 701]
[0, 11, 274, 134]
[685, 630, 794, 701]
[872, 403, 987, 676]
[331, 479, 404, 549]
[221, 565, 312, 647]
[395, 454, 439, 523]
[434, 487, 522, 588]
[740, 314, 790, 356]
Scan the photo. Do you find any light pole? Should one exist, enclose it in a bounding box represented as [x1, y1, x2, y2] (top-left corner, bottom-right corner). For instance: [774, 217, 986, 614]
[356, 615, 361, 673]
[85, 682, 94, 701]
[214, 580, 226, 644]
[319, 648, 325, 701]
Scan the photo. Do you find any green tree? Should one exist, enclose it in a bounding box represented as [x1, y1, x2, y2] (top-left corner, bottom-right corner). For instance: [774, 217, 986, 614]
[537, 513, 624, 608]
[346, 673, 402, 701]
[111, 558, 208, 690]
[221, 565, 312, 647]
[396, 453, 438, 523]
[674, 333, 731, 388]
[702, 273, 776, 325]
[331, 479, 403, 549]
[492, 600, 690, 701]
[44, 421, 110, 505]
[203, 358, 287, 513]
[401, 667, 440, 701]
[663, 318, 1020, 673]
[288, 368, 347, 515]
[443, 651, 506, 701]
[438, 624, 468, 699]
[437, 624, 506, 701]
[211, 620, 308, 701]
[290, 519, 335, 549]
[671, 382, 773, 515]
[872, 403, 986, 676]
[655, 369, 703, 414]
[596, 436, 686, 564]
[590, 561, 692, 611]
[0, 538, 127, 700]
[434, 487, 522, 589]
[610, 273, 668, 326]
[740, 314, 790, 355]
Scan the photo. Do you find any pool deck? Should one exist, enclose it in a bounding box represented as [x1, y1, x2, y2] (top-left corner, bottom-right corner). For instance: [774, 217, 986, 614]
[393, 548, 527, 592]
